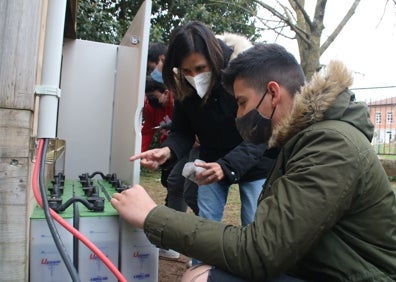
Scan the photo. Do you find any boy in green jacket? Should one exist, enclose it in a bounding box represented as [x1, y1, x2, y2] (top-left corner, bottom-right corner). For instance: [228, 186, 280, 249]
[111, 43, 396, 281]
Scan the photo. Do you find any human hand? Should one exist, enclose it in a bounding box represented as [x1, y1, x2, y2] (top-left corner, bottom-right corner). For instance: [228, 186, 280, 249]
[110, 185, 157, 229]
[130, 147, 171, 170]
[193, 135, 200, 148]
[194, 161, 224, 185]
[159, 116, 172, 130]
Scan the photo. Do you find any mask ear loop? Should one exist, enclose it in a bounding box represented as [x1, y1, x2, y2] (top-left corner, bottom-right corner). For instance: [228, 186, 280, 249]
[270, 106, 276, 119]
[255, 90, 268, 109]
[269, 92, 277, 118]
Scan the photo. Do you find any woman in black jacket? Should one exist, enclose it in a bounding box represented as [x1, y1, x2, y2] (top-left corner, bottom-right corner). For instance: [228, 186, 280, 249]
[131, 21, 274, 230]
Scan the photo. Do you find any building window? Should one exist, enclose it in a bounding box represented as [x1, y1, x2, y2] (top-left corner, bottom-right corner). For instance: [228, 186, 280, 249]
[387, 111, 393, 124]
[375, 112, 381, 124]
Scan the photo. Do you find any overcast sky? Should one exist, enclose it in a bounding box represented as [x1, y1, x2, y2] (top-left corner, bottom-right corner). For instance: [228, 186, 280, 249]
[259, 0, 396, 102]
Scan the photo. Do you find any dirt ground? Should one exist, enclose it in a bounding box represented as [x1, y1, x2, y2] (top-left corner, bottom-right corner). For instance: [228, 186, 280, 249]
[158, 254, 190, 282]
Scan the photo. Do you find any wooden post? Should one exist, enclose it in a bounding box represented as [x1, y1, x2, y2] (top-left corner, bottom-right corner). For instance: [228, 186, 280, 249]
[0, 1, 44, 281]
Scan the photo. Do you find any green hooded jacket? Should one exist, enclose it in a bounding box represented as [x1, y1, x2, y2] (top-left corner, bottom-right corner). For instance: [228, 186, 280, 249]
[143, 61, 396, 281]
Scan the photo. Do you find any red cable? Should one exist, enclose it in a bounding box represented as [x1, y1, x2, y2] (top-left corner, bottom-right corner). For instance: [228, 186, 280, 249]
[33, 139, 127, 282]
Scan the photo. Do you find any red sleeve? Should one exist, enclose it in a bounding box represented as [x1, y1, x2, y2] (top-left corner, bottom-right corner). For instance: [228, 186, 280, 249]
[141, 96, 174, 151]
[141, 100, 156, 152]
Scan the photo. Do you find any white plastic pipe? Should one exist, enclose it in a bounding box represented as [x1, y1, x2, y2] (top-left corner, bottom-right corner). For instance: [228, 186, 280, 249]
[37, 0, 67, 138]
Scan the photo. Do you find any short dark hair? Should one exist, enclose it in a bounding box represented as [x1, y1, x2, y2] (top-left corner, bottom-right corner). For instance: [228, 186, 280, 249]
[222, 43, 305, 97]
[145, 77, 166, 94]
[162, 21, 224, 101]
[148, 42, 168, 64]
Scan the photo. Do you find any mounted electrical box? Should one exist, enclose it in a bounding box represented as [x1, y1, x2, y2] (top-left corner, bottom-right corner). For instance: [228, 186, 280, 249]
[57, 0, 151, 185]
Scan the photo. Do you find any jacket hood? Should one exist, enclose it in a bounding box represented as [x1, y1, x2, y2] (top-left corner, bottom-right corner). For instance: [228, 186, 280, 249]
[269, 60, 374, 148]
[216, 33, 252, 62]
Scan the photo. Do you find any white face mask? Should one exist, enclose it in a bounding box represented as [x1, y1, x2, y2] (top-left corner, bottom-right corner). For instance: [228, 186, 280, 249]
[184, 71, 212, 98]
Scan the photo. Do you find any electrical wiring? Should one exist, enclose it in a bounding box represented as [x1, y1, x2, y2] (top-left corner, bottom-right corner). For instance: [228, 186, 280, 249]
[32, 138, 127, 282]
[72, 184, 80, 271]
[38, 138, 80, 281]
[51, 196, 104, 212]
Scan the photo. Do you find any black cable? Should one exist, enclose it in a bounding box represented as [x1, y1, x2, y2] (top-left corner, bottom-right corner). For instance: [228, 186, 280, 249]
[72, 183, 79, 272]
[39, 138, 81, 282]
[89, 171, 106, 179]
[53, 196, 104, 212]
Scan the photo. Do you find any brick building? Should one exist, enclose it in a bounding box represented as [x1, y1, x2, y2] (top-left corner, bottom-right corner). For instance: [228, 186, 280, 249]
[368, 97, 396, 153]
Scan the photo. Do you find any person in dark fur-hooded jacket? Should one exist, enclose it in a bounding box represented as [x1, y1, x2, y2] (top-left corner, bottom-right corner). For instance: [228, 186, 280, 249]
[113, 43, 396, 281]
[130, 21, 276, 230]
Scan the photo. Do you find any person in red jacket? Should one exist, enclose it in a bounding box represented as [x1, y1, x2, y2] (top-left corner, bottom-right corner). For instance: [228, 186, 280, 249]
[141, 78, 173, 152]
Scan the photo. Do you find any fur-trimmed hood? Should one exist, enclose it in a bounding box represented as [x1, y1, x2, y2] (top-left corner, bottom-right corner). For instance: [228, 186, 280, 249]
[216, 32, 252, 62]
[269, 61, 374, 148]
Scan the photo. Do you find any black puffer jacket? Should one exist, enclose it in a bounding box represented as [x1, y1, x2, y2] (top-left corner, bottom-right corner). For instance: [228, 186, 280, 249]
[162, 34, 276, 184]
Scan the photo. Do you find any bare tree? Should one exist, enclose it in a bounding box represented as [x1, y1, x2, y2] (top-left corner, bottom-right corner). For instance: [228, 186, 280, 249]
[253, 0, 361, 79]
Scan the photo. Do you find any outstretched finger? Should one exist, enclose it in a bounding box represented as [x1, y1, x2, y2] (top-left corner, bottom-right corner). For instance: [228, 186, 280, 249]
[130, 153, 144, 161]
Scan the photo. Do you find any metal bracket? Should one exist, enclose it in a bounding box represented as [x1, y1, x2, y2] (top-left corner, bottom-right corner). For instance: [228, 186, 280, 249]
[34, 85, 61, 98]
[130, 35, 140, 45]
[30, 137, 66, 165]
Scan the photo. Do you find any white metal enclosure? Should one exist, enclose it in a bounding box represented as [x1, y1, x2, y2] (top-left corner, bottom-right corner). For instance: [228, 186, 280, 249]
[58, 1, 151, 184]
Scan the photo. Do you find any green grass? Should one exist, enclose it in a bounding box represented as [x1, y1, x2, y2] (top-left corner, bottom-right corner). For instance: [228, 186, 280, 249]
[378, 155, 396, 160]
[375, 145, 396, 156]
[139, 169, 168, 203]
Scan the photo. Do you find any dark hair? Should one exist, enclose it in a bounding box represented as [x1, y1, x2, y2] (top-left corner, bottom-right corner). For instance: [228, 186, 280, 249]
[148, 42, 168, 64]
[162, 21, 224, 101]
[145, 77, 166, 94]
[222, 43, 305, 97]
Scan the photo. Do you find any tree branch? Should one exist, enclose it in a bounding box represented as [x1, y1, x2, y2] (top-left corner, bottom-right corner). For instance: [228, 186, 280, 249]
[289, 0, 313, 30]
[253, 0, 311, 45]
[208, 0, 258, 17]
[313, 0, 327, 30]
[320, 0, 360, 54]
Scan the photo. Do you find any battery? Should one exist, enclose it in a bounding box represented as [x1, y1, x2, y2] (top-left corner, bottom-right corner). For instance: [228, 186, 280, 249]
[29, 177, 159, 282]
[75, 179, 119, 282]
[120, 220, 159, 281]
[30, 211, 74, 282]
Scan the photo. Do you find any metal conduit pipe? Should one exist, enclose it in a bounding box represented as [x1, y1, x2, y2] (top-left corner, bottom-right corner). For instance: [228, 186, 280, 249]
[37, 0, 67, 138]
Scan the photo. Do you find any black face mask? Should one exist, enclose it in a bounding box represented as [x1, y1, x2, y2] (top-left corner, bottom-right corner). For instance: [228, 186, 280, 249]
[147, 96, 163, 108]
[235, 90, 275, 144]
